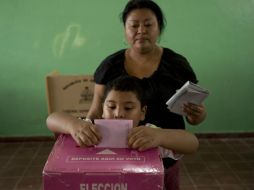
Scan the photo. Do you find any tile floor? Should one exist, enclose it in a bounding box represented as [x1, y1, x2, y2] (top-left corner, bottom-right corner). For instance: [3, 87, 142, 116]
[0, 137, 253, 190]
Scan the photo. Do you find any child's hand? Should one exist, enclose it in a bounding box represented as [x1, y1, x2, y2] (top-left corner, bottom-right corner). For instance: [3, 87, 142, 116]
[127, 126, 162, 151]
[69, 119, 102, 147]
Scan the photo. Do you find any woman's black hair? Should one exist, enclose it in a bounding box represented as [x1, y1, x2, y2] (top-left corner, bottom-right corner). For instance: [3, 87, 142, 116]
[121, 0, 166, 33]
[103, 75, 147, 107]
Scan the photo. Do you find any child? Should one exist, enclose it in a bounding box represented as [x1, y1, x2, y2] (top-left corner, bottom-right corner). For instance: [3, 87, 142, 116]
[47, 75, 198, 154]
[47, 75, 199, 189]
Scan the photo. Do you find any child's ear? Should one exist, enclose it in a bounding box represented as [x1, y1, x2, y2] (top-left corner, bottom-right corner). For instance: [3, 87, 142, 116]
[140, 105, 147, 121]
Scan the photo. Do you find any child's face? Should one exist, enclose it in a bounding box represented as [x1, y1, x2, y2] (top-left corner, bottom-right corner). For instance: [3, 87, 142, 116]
[102, 90, 146, 127]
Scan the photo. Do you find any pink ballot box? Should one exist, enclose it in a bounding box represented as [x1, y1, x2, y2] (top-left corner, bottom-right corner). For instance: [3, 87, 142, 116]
[43, 135, 164, 190]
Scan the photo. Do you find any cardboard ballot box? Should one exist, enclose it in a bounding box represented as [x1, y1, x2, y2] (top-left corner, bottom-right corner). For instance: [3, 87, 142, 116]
[45, 73, 94, 117]
[43, 135, 164, 190]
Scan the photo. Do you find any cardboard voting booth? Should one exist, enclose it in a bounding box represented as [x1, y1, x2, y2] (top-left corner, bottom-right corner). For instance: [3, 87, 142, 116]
[45, 72, 94, 117]
[43, 135, 164, 190]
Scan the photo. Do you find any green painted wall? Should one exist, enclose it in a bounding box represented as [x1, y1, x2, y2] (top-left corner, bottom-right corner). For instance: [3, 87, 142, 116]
[0, 0, 253, 136]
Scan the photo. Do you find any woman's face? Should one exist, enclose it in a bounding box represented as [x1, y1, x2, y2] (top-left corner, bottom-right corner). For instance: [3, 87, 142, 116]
[124, 8, 160, 53]
[102, 90, 146, 128]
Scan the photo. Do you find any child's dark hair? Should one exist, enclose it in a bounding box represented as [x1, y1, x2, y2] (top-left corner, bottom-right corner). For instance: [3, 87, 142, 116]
[103, 75, 147, 107]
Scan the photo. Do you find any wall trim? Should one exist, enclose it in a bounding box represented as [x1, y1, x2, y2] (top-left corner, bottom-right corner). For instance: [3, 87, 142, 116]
[196, 132, 254, 138]
[0, 136, 55, 142]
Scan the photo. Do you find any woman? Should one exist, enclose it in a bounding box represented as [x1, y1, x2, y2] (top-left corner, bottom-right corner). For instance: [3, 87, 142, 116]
[47, 1, 206, 189]
[87, 1, 206, 189]
[91, 0, 206, 190]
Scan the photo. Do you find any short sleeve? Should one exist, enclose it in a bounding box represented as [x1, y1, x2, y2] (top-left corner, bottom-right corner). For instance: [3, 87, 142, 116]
[159, 147, 184, 160]
[160, 48, 198, 86]
[94, 49, 126, 85]
[146, 123, 184, 160]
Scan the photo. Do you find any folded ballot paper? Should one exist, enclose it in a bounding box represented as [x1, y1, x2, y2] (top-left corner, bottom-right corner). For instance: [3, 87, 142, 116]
[94, 119, 133, 148]
[166, 81, 209, 116]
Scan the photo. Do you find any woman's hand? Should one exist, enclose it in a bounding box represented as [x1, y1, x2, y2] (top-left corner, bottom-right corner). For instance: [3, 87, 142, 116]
[184, 103, 207, 125]
[69, 119, 102, 147]
[127, 126, 162, 151]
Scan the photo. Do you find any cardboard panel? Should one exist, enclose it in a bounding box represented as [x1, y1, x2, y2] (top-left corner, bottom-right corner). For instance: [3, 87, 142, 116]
[45, 73, 94, 117]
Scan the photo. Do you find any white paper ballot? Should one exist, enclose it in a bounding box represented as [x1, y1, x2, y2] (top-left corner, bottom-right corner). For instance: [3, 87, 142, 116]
[94, 119, 133, 148]
[166, 81, 209, 116]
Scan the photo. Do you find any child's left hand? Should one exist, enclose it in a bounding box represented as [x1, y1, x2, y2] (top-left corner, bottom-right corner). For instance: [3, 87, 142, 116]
[127, 126, 162, 151]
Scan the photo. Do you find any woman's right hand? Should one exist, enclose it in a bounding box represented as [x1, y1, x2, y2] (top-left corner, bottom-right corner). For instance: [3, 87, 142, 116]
[69, 119, 102, 147]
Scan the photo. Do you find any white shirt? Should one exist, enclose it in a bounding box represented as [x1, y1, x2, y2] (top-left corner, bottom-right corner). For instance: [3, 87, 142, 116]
[146, 123, 184, 160]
